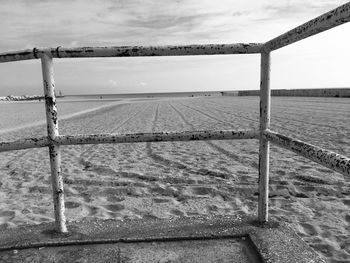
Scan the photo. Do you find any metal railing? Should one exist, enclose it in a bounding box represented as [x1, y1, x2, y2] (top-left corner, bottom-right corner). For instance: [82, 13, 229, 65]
[0, 2, 350, 233]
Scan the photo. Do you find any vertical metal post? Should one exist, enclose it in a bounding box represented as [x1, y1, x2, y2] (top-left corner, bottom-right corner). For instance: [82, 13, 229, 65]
[258, 50, 271, 223]
[41, 54, 67, 233]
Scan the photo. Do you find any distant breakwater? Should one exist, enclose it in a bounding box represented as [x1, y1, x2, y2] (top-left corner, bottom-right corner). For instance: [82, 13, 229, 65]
[222, 88, 350, 97]
[0, 95, 44, 101]
[0, 95, 66, 101]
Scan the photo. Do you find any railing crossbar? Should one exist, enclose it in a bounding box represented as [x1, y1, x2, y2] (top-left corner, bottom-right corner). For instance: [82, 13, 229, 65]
[0, 130, 259, 153]
[264, 130, 350, 177]
[56, 130, 258, 145]
[0, 43, 262, 64]
[0, 137, 49, 152]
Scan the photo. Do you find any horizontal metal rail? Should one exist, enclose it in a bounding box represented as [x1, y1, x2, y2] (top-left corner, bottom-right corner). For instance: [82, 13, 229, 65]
[5, 130, 348, 178]
[0, 129, 259, 153]
[56, 129, 259, 145]
[0, 137, 49, 152]
[263, 2, 350, 51]
[264, 129, 350, 177]
[0, 43, 262, 63]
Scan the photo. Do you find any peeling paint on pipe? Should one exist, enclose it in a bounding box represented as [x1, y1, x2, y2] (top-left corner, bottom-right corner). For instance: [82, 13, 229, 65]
[0, 43, 262, 63]
[0, 48, 37, 63]
[0, 130, 259, 152]
[263, 2, 350, 51]
[0, 137, 49, 152]
[264, 130, 350, 177]
[258, 51, 271, 223]
[41, 54, 67, 233]
[55, 43, 262, 58]
[55, 130, 259, 146]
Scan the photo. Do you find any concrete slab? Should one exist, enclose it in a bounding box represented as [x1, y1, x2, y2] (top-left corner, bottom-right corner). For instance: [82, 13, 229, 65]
[0, 215, 325, 263]
[0, 238, 259, 263]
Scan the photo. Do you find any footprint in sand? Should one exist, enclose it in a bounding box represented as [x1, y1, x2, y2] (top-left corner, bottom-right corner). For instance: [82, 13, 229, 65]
[191, 186, 212, 196]
[151, 186, 179, 197]
[321, 229, 334, 239]
[106, 195, 125, 203]
[83, 205, 99, 216]
[342, 199, 350, 206]
[65, 201, 81, 209]
[0, 210, 15, 222]
[311, 243, 335, 258]
[237, 170, 249, 175]
[269, 189, 290, 199]
[105, 204, 125, 212]
[170, 209, 184, 217]
[152, 198, 171, 204]
[300, 223, 319, 236]
[278, 180, 289, 186]
[345, 214, 350, 224]
[316, 168, 333, 174]
[300, 165, 312, 169]
[275, 170, 286, 176]
[207, 204, 219, 212]
[28, 186, 51, 194]
[187, 211, 200, 216]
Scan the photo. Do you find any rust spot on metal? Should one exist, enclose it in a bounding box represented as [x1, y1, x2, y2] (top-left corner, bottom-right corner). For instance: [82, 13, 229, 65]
[45, 95, 54, 105]
[16, 51, 32, 57]
[33, 48, 39, 59]
[55, 46, 61, 58]
[63, 50, 83, 54]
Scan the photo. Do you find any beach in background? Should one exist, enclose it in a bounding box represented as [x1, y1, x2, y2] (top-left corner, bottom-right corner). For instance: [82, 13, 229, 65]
[0, 95, 349, 262]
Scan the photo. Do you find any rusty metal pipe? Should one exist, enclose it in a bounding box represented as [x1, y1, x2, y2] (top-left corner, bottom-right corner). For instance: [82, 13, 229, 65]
[263, 2, 350, 51]
[0, 43, 262, 63]
[41, 54, 67, 233]
[55, 129, 259, 146]
[264, 130, 350, 177]
[0, 137, 49, 152]
[258, 51, 271, 223]
[0, 48, 38, 63]
[53, 43, 262, 58]
[0, 130, 258, 152]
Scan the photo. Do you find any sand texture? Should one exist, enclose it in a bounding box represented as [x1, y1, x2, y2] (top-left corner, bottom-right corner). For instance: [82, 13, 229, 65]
[0, 96, 349, 262]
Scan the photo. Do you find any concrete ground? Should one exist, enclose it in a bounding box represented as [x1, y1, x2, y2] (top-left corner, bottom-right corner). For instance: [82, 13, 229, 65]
[0, 215, 325, 263]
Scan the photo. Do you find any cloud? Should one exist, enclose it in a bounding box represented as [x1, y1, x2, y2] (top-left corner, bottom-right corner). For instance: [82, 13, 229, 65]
[109, 79, 118, 86]
[137, 81, 147, 86]
[68, 41, 79, 47]
[124, 13, 206, 30]
[259, 0, 346, 21]
[0, 0, 347, 52]
[232, 11, 245, 17]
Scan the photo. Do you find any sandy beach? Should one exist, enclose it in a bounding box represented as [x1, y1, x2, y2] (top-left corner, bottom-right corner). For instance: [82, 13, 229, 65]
[0, 96, 349, 262]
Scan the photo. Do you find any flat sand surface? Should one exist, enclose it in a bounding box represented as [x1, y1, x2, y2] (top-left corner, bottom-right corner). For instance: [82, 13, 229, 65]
[0, 96, 349, 262]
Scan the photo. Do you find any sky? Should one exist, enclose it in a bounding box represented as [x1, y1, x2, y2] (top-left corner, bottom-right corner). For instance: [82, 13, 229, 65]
[0, 0, 350, 95]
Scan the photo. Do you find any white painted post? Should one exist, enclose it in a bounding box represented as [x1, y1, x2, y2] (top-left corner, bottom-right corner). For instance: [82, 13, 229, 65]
[258, 50, 271, 222]
[41, 54, 67, 233]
